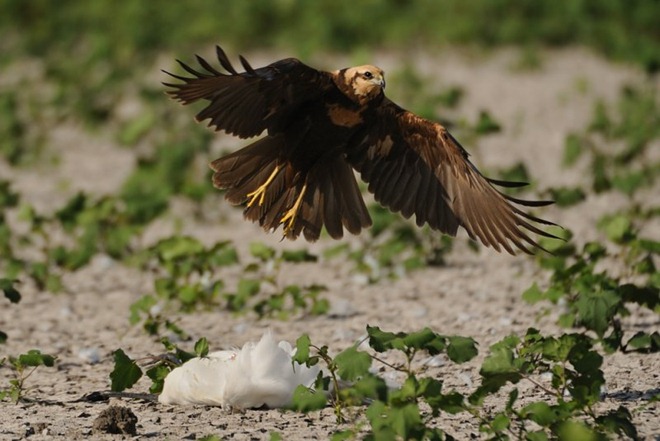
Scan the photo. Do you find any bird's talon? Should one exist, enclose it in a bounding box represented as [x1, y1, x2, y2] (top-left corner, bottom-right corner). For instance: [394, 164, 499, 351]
[279, 184, 307, 236]
[246, 166, 280, 207]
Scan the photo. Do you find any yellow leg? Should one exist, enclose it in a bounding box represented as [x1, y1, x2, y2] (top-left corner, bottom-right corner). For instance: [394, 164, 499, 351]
[246, 165, 280, 208]
[280, 183, 307, 236]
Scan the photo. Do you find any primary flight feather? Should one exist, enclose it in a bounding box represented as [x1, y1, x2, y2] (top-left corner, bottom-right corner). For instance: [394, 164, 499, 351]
[164, 46, 558, 254]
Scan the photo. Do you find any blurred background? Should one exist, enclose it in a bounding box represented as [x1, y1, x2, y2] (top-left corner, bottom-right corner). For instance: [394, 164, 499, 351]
[0, 0, 658, 280]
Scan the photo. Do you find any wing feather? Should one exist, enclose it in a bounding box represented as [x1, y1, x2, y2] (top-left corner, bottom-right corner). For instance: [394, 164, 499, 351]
[163, 46, 334, 138]
[347, 99, 559, 254]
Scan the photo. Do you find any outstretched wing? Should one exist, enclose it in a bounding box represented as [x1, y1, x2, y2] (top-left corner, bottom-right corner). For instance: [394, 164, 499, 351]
[347, 99, 559, 254]
[163, 46, 335, 138]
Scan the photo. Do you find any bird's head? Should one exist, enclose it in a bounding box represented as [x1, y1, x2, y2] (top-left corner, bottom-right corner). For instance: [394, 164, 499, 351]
[342, 65, 385, 104]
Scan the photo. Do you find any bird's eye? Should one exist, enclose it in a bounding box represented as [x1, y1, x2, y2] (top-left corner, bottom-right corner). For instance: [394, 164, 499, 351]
[363, 71, 373, 79]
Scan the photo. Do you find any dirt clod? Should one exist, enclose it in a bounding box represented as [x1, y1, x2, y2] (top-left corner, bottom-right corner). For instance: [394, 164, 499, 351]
[92, 405, 138, 435]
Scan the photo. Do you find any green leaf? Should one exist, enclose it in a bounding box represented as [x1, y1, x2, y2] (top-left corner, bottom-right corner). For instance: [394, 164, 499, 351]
[428, 391, 466, 415]
[350, 375, 388, 402]
[446, 336, 478, 363]
[0, 330, 7, 344]
[402, 327, 436, 350]
[490, 413, 510, 432]
[522, 282, 544, 304]
[575, 290, 621, 337]
[194, 337, 209, 357]
[595, 406, 638, 440]
[335, 346, 371, 381]
[146, 364, 171, 394]
[210, 241, 239, 266]
[526, 431, 549, 441]
[474, 110, 502, 135]
[0, 278, 20, 303]
[598, 214, 635, 243]
[292, 334, 311, 366]
[156, 236, 205, 262]
[290, 384, 326, 412]
[388, 403, 425, 440]
[249, 242, 276, 260]
[556, 420, 598, 441]
[547, 187, 586, 207]
[521, 402, 558, 426]
[110, 349, 143, 392]
[563, 133, 584, 166]
[367, 326, 405, 352]
[129, 294, 157, 325]
[480, 345, 517, 375]
[17, 350, 55, 367]
[282, 249, 317, 262]
[626, 331, 659, 352]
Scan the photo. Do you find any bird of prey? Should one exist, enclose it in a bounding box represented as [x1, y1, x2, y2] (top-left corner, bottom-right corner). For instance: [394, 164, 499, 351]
[164, 46, 557, 254]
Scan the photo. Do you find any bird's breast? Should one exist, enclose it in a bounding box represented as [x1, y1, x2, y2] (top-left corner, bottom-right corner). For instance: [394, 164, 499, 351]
[326, 103, 363, 128]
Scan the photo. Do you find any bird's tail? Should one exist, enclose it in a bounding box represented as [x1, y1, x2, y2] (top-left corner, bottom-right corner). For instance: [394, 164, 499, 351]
[210, 136, 372, 241]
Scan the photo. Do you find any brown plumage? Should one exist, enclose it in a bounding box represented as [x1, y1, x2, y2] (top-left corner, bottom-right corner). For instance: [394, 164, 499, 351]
[164, 46, 559, 254]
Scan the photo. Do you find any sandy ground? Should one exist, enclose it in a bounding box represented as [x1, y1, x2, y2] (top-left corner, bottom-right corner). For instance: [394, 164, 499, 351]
[1, 48, 659, 440]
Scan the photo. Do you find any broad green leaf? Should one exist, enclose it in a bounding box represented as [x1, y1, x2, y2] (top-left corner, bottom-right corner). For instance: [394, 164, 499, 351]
[426, 391, 466, 415]
[335, 346, 371, 381]
[350, 375, 388, 402]
[490, 413, 510, 432]
[388, 403, 425, 440]
[157, 236, 204, 261]
[194, 337, 209, 357]
[210, 242, 239, 266]
[446, 336, 478, 363]
[367, 326, 405, 352]
[576, 290, 621, 337]
[547, 186, 586, 207]
[595, 406, 638, 440]
[523, 282, 543, 303]
[521, 402, 558, 426]
[292, 334, 311, 365]
[480, 345, 516, 375]
[17, 350, 55, 367]
[110, 349, 143, 392]
[366, 401, 397, 441]
[146, 364, 171, 394]
[598, 214, 635, 243]
[389, 376, 419, 404]
[402, 328, 436, 350]
[563, 133, 583, 166]
[629, 331, 660, 353]
[556, 420, 598, 441]
[290, 384, 326, 412]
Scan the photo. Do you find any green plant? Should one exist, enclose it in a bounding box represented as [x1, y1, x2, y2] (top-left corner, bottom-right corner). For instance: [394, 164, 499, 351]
[0, 350, 56, 403]
[110, 336, 204, 394]
[324, 203, 453, 283]
[293, 326, 478, 438]
[563, 84, 659, 196]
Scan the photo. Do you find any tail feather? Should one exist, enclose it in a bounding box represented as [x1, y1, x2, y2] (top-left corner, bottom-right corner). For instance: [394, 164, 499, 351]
[209, 136, 371, 241]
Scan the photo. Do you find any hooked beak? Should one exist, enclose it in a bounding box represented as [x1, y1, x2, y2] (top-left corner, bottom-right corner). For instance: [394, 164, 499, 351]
[373, 76, 386, 89]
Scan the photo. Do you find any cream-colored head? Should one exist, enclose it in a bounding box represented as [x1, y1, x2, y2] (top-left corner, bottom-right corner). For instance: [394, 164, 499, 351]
[336, 65, 385, 105]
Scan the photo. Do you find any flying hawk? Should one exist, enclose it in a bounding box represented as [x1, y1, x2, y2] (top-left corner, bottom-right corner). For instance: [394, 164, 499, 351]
[164, 46, 558, 254]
